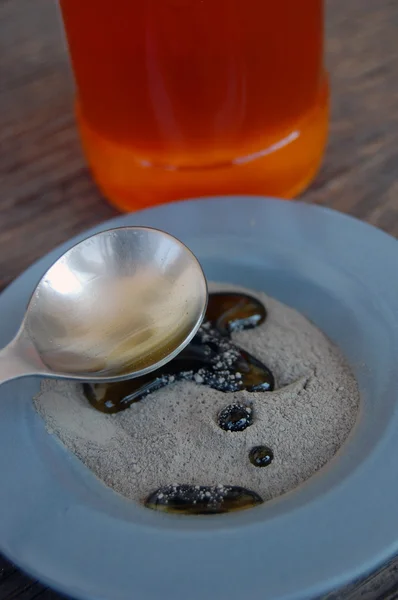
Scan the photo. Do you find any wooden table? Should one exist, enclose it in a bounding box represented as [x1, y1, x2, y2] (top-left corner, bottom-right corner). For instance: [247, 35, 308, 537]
[1, 0, 398, 598]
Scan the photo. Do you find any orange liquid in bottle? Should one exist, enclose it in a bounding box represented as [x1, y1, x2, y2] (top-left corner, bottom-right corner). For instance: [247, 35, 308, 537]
[60, 0, 328, 211]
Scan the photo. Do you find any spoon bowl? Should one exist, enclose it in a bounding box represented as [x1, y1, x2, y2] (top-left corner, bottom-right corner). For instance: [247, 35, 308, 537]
[0, 227, 208, 385]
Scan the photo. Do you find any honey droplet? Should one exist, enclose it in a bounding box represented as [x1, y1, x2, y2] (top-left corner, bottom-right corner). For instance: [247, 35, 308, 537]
[145, 484, 263, 514]
[218, 404, 253, 432]
[249, 445, 274, 467]
[206, 292, 267, 336]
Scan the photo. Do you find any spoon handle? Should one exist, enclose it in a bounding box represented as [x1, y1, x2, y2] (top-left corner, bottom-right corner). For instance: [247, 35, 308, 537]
[0, 342, 32, 385]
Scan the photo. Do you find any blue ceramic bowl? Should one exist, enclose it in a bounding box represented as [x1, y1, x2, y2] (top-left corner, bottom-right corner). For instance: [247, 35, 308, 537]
[1, 196, 398, 600]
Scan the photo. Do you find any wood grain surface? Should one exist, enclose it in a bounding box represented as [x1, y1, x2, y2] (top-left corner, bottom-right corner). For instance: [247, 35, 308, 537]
[1, 0, 398, 598]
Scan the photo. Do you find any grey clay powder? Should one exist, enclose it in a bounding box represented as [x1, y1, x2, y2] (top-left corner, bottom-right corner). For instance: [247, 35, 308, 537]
[34, 283, 360, 504]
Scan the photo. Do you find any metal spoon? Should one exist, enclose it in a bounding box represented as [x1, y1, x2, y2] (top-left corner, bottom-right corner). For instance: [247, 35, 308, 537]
[0, 226, 208, 386]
